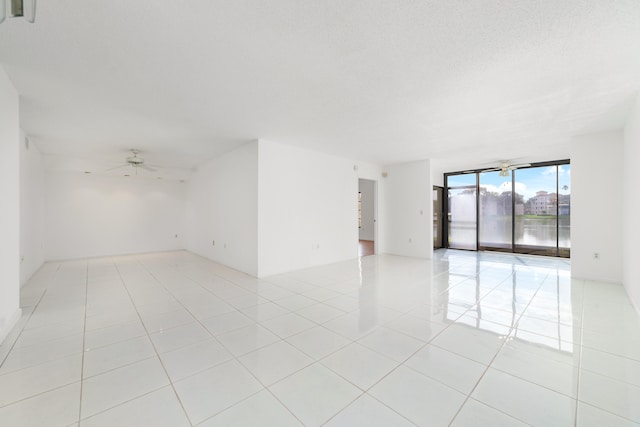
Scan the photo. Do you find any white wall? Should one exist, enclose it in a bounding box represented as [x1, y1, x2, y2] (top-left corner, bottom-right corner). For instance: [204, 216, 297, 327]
[356, 162, 384, 182]
[19, 132, 45, 285]
[46, 172, 187, 260]
[0, 66, 22, 344]
[623, 94, 640, 312]
[571, 131, 623, 283]
[430, 160, 447, 187]
[358, 179, 375, 241]
[187, 142, 258, 276]
[382, 160, 433, 259]
[257, 140, 358, 277]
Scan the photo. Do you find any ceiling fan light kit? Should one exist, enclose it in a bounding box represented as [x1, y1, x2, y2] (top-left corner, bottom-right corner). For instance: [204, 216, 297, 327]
[126, 151, 145, 166]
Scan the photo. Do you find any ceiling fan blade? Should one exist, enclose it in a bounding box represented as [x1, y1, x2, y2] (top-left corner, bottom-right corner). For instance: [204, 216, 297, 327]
[105, 164, 129, 172]
[508, 163, 531, 170]
[480, 168, 501, 172]
[138, 164, 157, 172]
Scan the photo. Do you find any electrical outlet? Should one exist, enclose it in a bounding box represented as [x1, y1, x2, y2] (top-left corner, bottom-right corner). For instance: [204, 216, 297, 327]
[593, 252, 600, 259]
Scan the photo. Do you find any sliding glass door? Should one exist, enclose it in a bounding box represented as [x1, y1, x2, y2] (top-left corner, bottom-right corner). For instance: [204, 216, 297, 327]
[447, 174, 477, 250]
[445, 161, 570, 257]
[479, 171, 512, 251]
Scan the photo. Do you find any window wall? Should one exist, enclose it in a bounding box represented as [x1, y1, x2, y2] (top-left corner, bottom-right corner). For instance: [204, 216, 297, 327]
[445, 161, 570, 257]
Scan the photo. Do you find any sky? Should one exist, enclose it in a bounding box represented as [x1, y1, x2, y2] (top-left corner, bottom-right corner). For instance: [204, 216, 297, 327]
[448, 165, 571, 201]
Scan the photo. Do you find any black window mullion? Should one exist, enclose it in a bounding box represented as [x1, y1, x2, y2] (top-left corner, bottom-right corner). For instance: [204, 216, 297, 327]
[512, 170, 516, 253]
[556, 165, 560, 256]
[476, 173, 480, 251]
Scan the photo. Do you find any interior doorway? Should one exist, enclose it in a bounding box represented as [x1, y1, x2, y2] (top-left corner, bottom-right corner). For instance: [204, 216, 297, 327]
[358, 178, 377, 256]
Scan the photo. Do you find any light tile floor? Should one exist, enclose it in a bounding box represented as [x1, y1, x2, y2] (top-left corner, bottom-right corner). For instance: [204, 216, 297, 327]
[1, 250, 640, 426]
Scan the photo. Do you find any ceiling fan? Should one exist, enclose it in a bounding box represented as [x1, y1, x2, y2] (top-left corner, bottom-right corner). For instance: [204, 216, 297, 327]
[482, 160, 531, 177]
[107, 149, 157, 175]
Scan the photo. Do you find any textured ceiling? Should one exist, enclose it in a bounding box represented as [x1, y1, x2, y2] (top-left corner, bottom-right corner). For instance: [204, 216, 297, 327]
[1, 0, 639, 176]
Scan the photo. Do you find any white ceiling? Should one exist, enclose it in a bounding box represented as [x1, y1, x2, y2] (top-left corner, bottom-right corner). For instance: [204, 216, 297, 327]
[1, 0, 639, 176]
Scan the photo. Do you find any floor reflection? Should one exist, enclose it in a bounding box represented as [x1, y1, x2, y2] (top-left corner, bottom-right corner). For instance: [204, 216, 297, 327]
[432, 250, 577, 353]
[4, 249, 638, 425]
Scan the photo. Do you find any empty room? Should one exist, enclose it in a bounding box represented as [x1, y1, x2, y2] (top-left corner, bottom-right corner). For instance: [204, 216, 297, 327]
[1, 1, 640, 426]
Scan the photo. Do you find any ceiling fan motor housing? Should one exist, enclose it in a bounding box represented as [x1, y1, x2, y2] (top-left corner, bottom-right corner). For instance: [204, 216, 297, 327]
[127, 156, 144, 165]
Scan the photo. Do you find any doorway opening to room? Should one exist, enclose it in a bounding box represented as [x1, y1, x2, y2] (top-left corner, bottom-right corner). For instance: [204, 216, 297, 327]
[358, 178, 377, 257]
[444, 160, 570, 257]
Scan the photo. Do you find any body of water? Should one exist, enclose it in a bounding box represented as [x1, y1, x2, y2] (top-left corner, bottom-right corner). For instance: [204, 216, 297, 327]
[451, 216, 570, 251]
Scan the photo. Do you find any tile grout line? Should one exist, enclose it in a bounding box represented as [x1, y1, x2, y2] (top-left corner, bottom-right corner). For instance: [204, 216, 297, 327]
[0, 263, 62, 371]
[306, 256, 518, 415]
[111, 257, 197, 426]
[0, 381, 82, 412]
[0, 287, 49, 370]
[0, 266, 80, 412]
[159, 253, 412, 425]
[190, 259, 342, 425]
[77, 260, 90, 423]
[316, 358, 417, 426]
[135, 254, 309, 426]
[446, 269, 554, 426]
[574, 278, 586, 426]
[132, 255, 290, 423]
[331, 393, 420, 427]
[76, 383, 172, 424]
[315, 257, 510, 425]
